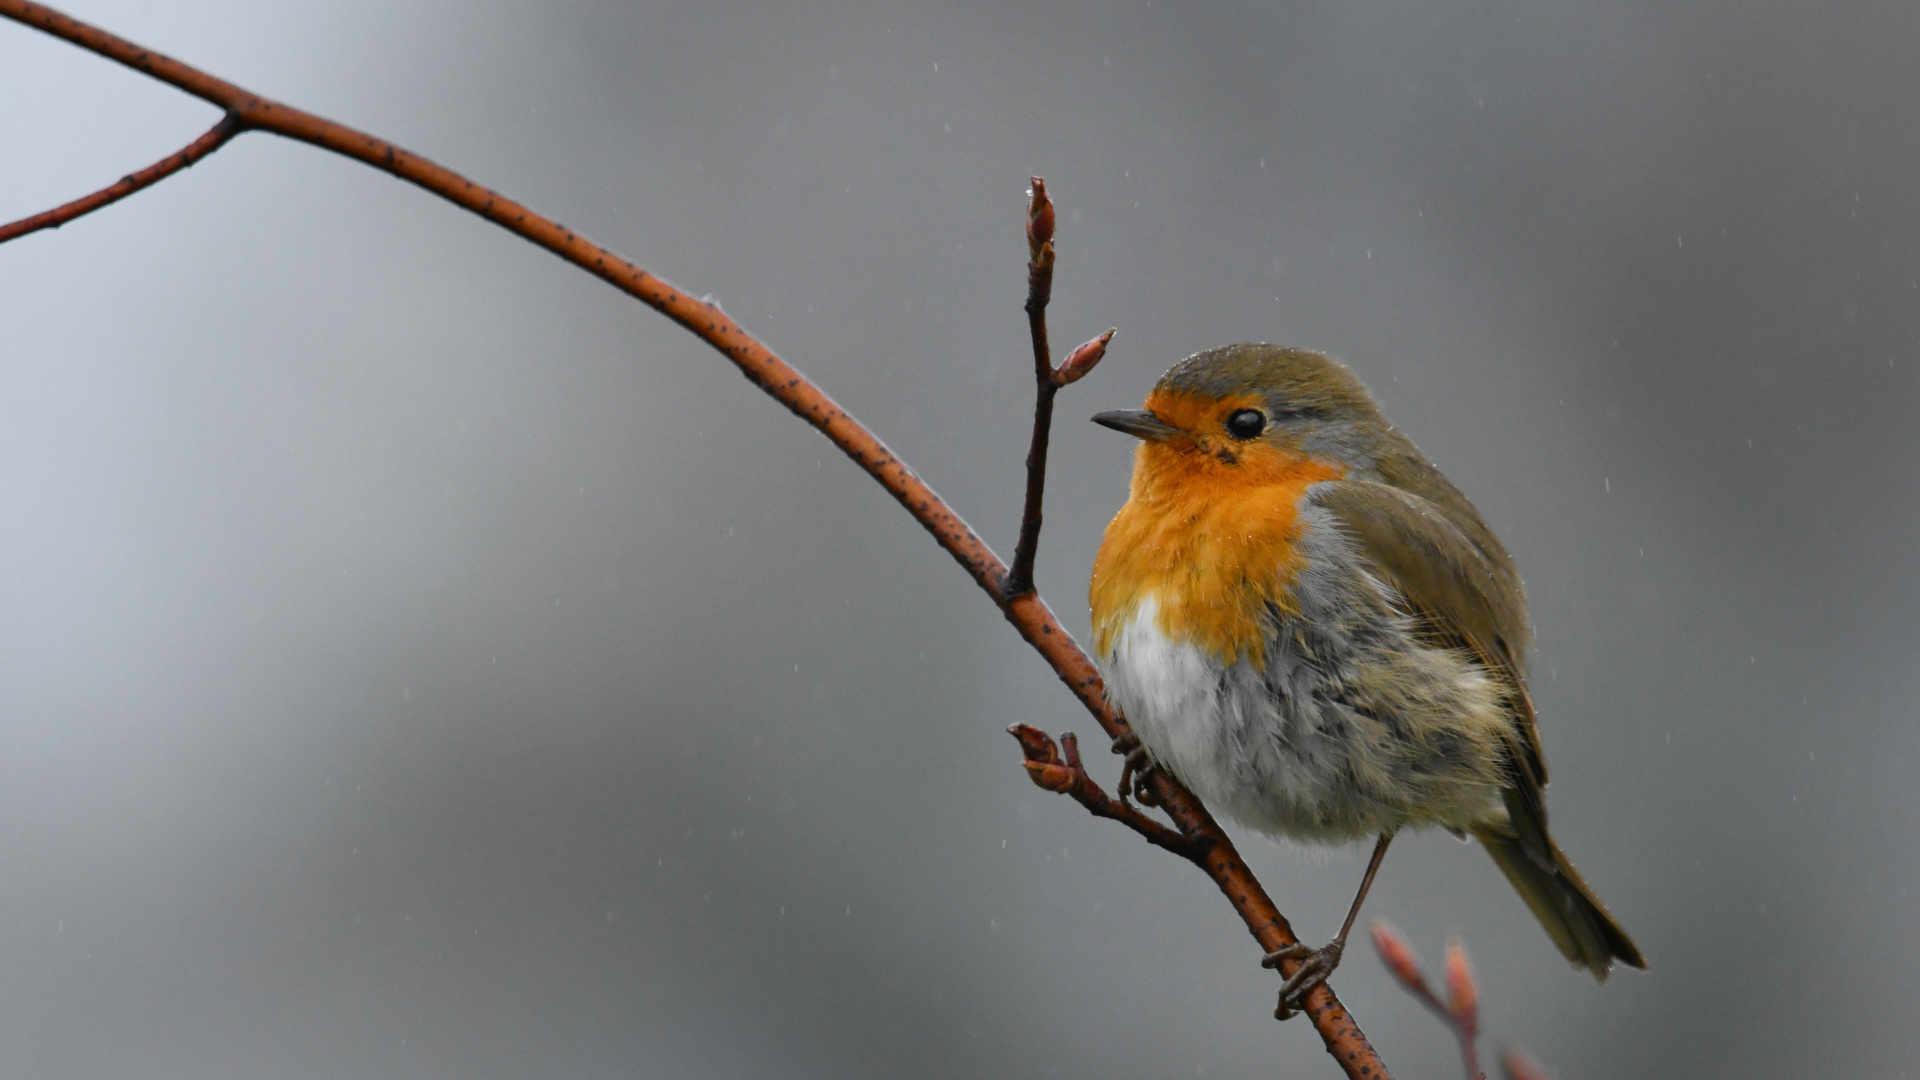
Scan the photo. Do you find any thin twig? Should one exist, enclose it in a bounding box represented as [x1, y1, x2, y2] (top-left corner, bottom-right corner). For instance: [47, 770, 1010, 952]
[0, 4, 1390, 1076]
[1008, 726, 1202, 859]
[1003, 178, 1058, 598]
[1003, 180, 1113, 595]
[0, 112, 239, 243]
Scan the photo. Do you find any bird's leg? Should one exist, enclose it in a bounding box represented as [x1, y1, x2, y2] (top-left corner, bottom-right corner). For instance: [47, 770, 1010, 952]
[1111, 732, 1163, 807]
[1264, 832, 1395, 1020]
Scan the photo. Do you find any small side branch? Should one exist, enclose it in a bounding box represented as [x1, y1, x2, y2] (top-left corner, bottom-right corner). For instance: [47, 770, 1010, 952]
[1008, 725, 1204, 860]
[1004, 178, 1059, 598]
[1003, 179, 1112, 600]
[0, 112, 239, 244]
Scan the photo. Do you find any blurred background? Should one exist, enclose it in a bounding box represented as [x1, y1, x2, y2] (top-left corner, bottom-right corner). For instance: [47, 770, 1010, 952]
[3, 1, 1917, 1076]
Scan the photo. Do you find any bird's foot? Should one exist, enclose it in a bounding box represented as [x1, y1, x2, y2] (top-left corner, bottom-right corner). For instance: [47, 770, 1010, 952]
[1262, 939, 1345, 1021]
[1111, 733, 1163, 807]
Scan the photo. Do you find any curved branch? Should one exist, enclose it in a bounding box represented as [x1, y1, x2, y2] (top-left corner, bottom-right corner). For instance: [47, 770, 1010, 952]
[0, 3, 1390, 1075]
[0, 112, 239, 243]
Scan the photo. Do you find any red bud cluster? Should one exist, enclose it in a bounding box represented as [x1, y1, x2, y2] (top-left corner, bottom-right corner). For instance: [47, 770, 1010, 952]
[1008, 724, 1075, 792]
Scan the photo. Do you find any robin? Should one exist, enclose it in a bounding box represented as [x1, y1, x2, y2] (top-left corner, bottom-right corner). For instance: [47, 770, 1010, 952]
[1088, 343, 1644, 1016]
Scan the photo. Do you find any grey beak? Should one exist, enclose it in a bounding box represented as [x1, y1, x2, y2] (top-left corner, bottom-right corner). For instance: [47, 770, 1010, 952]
[1092, 408, 1181, 442]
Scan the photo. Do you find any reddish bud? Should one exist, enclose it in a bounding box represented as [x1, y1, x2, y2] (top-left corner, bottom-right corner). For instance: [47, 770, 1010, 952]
[1500, 1048, 1550, 1080]
[1021, 760, 1076, 792]
[1006, 724, 1062, 767]
[1055, 329, 1116, 386]
[1444, 938, 1479, 1036]
[1370, 920, 1427, 993]
[1027, 177, 1055, 254]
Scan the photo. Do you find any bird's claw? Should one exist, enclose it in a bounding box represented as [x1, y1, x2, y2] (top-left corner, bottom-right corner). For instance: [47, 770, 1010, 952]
[1263, 939, 1345, 1021]
[1111, 733, 1164, 807]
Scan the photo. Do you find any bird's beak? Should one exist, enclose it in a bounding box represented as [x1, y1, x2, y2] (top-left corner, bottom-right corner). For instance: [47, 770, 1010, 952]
[1091, 409, 1181, 442]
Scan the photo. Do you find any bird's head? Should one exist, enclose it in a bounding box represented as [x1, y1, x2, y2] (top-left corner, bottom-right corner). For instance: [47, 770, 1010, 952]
[1093, 343, 1392, 491]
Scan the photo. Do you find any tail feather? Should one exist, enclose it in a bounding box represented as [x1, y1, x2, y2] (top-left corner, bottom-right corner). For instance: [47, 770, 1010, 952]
[1474, 827, 1645, 979]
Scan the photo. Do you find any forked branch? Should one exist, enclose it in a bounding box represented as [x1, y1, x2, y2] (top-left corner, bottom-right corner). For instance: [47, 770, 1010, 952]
[0, 3, 1388, 1075]
[1008, 725, 1202, 859]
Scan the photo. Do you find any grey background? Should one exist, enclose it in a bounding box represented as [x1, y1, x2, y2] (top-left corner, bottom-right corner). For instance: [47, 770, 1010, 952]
[3, 1, 1916, 1076]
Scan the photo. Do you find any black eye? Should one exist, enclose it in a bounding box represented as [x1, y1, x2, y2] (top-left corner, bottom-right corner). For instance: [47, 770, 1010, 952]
[1225, 409, 1267, 440]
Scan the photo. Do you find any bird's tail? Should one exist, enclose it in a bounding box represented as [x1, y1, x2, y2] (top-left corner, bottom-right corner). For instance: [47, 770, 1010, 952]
[1473, 825, 1645, 980]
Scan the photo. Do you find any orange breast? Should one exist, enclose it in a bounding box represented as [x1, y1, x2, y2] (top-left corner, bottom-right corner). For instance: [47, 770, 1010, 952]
[1090, 398, 1344, 667]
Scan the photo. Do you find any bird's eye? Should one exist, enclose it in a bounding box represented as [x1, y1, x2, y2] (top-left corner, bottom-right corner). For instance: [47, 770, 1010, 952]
[1225, 409, 1267, 440]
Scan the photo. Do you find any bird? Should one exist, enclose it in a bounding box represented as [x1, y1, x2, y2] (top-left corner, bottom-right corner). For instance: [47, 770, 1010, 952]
[1087, 342, 1643, 1016]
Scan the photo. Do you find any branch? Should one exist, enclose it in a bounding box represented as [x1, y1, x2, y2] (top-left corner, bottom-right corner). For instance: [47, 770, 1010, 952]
[1002, 178, 1117, 600]
[1008, 726, 1201, 859]
[1004, 177, 1058, 598]
[0, 4, 1389, 1076]
[0, 112, 239, 242]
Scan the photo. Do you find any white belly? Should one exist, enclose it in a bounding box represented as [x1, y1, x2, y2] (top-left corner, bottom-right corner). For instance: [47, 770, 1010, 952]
[1098, 593, 1509, 843]
[1099, 596, 1361, 841]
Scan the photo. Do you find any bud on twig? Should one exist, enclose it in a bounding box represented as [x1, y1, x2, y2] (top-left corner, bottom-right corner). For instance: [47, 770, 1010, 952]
[1021, 759, 1076, 792]
[1054, 328, 1115, 386]
[1026, 177, 1055, 257]
[1444, 938, 1479, 1038]
[1007, 723, 1062, 766]
[1008, 724, 1076, 791]
[1370, 919, 1428, 994]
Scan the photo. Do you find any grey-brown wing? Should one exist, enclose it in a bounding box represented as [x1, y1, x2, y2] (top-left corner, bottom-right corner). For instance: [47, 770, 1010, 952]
[1309, 480, 1551, 847]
